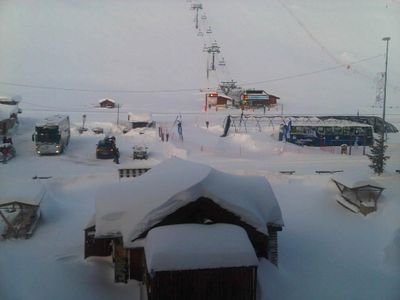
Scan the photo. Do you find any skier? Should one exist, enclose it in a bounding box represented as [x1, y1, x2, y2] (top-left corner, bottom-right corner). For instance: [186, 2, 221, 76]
[206, 121, 209, 129]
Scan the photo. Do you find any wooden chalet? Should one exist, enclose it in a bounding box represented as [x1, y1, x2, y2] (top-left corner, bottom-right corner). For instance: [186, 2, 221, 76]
[85, 158, 284, 299]
[0, 182, 45, 239]
[99, 98, 116, 108]
[205, 92, 232, 109]
[240, 90, 280, 109]
[331, 175, 384, 215]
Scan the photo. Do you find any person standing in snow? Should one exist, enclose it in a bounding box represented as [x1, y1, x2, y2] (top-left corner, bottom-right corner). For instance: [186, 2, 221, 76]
[177, 121, 183, 141]
[113, 148, 120, 164]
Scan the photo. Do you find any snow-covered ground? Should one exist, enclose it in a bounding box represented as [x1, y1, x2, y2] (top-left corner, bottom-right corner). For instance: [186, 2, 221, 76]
[0, 1, 399, 299]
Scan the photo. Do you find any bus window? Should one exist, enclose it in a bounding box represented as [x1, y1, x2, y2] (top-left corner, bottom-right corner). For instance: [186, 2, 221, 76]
[355, 127, 365, 135]
[317, 127, 324, 135]
[343, 127, 350, 135]
[333, 127, 342, 135]
[325, 127, 333, 135]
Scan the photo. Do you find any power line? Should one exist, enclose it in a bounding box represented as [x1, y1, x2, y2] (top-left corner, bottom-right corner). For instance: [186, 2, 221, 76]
[240, 55, 384, 86]
[0, 55, 389, 94]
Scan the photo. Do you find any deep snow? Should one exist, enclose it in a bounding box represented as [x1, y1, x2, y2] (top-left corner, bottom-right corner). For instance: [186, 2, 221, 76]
[1, 1, 400, 300]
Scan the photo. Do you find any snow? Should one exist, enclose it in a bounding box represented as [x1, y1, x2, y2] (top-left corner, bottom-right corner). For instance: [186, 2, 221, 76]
[127, 112, 152, 122]
[144, 224, 258, 272]
[98, 98, 115, 104]
[95, 157, 283, 246]
[0, 180, 45, 206]
[0, 103, 18, 120]
[0, 0, 399, 299]
[331, 173, 384, 189]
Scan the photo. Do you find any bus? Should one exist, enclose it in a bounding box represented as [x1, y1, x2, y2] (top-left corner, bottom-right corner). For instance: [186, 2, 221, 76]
[33, 114, 70, 155]
[279, 120, 374, 147]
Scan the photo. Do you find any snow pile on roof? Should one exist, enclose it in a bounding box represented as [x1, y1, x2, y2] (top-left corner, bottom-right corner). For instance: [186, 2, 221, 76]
[331, 174, 384, 189]
[36, 114, 69, 127]
[94, 157, 283, 246]
[145, 224, 259, 272]
[0, 181, 45, 206]
[128, 112, 152, 122]
[0, 103, 18, 121]
[98, 98, 115, 103]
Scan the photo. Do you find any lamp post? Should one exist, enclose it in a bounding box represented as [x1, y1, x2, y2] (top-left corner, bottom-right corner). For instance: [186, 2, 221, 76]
[382, 37, 390, 136]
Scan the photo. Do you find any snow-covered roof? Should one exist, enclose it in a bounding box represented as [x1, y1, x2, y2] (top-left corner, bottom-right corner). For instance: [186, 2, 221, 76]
[94, 157, 284, 246]
[0, 103, 18, 121]
[145, 224, 259, 272]
[128, 112, 152, 122]
[36, 114, 69, 127]
[0, 181, 45, 206]
[288, 118, 372, 128]
[331, 174, 384, 190]
[99, 98, 115, 103]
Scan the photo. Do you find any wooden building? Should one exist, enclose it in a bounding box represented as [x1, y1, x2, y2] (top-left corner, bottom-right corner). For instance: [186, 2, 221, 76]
[240, 90, 280, 108]
[127, 112, 154, 128]
[0, 181, 45, 239]
[205, 92, 232, 109]
[0, 103, 19, 135]
[332, 175, 384, 215]
[85, 158, 284, 298]
[99, 98, 116, 108]
[144, 224, 258, 300]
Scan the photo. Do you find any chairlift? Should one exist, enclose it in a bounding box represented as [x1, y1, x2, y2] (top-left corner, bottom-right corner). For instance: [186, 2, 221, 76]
[197, 30, 203, 37]
[211, 41, 218, 47]
[203, 43, 209, 52]
[219, 57, 226, 66]
[206, 27, 212, 34]
[201, 14, 207, 20]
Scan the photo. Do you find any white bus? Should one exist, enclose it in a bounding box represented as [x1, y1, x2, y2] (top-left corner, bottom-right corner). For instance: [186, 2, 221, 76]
[33, 115, 70, 155]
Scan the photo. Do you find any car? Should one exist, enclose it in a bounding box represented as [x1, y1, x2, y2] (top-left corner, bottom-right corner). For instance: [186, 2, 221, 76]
[133, 145, 148, 160]
[0, 143, 16, 163]
[96, 138, 116, 159]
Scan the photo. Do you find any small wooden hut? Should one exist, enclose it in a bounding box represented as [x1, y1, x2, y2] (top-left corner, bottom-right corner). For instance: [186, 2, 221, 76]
[331, 175, 384, 215]
[0, 182, 45, 239]
[99, 98, 116, 108]
[205, 92, 232, 109]
[127, 112, 153, 129]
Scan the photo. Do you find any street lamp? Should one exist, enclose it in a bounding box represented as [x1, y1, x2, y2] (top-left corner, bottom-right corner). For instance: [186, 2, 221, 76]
[382, 37, 390, 136]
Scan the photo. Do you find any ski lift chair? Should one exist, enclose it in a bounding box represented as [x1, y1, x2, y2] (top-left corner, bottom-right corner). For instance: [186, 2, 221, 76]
[206, 27, 212, 34]
[219, 58, 226, 66]
[197, 30, 203, 37]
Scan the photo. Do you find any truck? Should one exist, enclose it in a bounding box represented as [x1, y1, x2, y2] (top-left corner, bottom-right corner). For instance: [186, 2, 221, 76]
[32, 115, 70, 155]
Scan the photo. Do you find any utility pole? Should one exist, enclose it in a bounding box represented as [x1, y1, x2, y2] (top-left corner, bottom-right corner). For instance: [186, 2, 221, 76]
[382, 37, 390, 137]
[191, 4, 203, 29]
[117, 103, 120, 126]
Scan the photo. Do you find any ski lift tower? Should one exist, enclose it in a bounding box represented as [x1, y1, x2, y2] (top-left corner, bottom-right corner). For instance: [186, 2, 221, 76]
[207, 42, 220, 71]
[219, 80, 239, 96]
[191, 4, 203, 29]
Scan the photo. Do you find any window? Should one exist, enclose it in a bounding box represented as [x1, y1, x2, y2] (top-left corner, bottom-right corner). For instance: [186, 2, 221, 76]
[333, 127, 342, 135]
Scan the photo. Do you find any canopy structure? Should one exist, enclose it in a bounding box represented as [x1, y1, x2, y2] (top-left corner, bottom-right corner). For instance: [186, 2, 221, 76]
[0, 181, 45, 239]
[331, 174, 384, 215]
[145, 224, 258, 272]
[94, 157, 284, 247]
